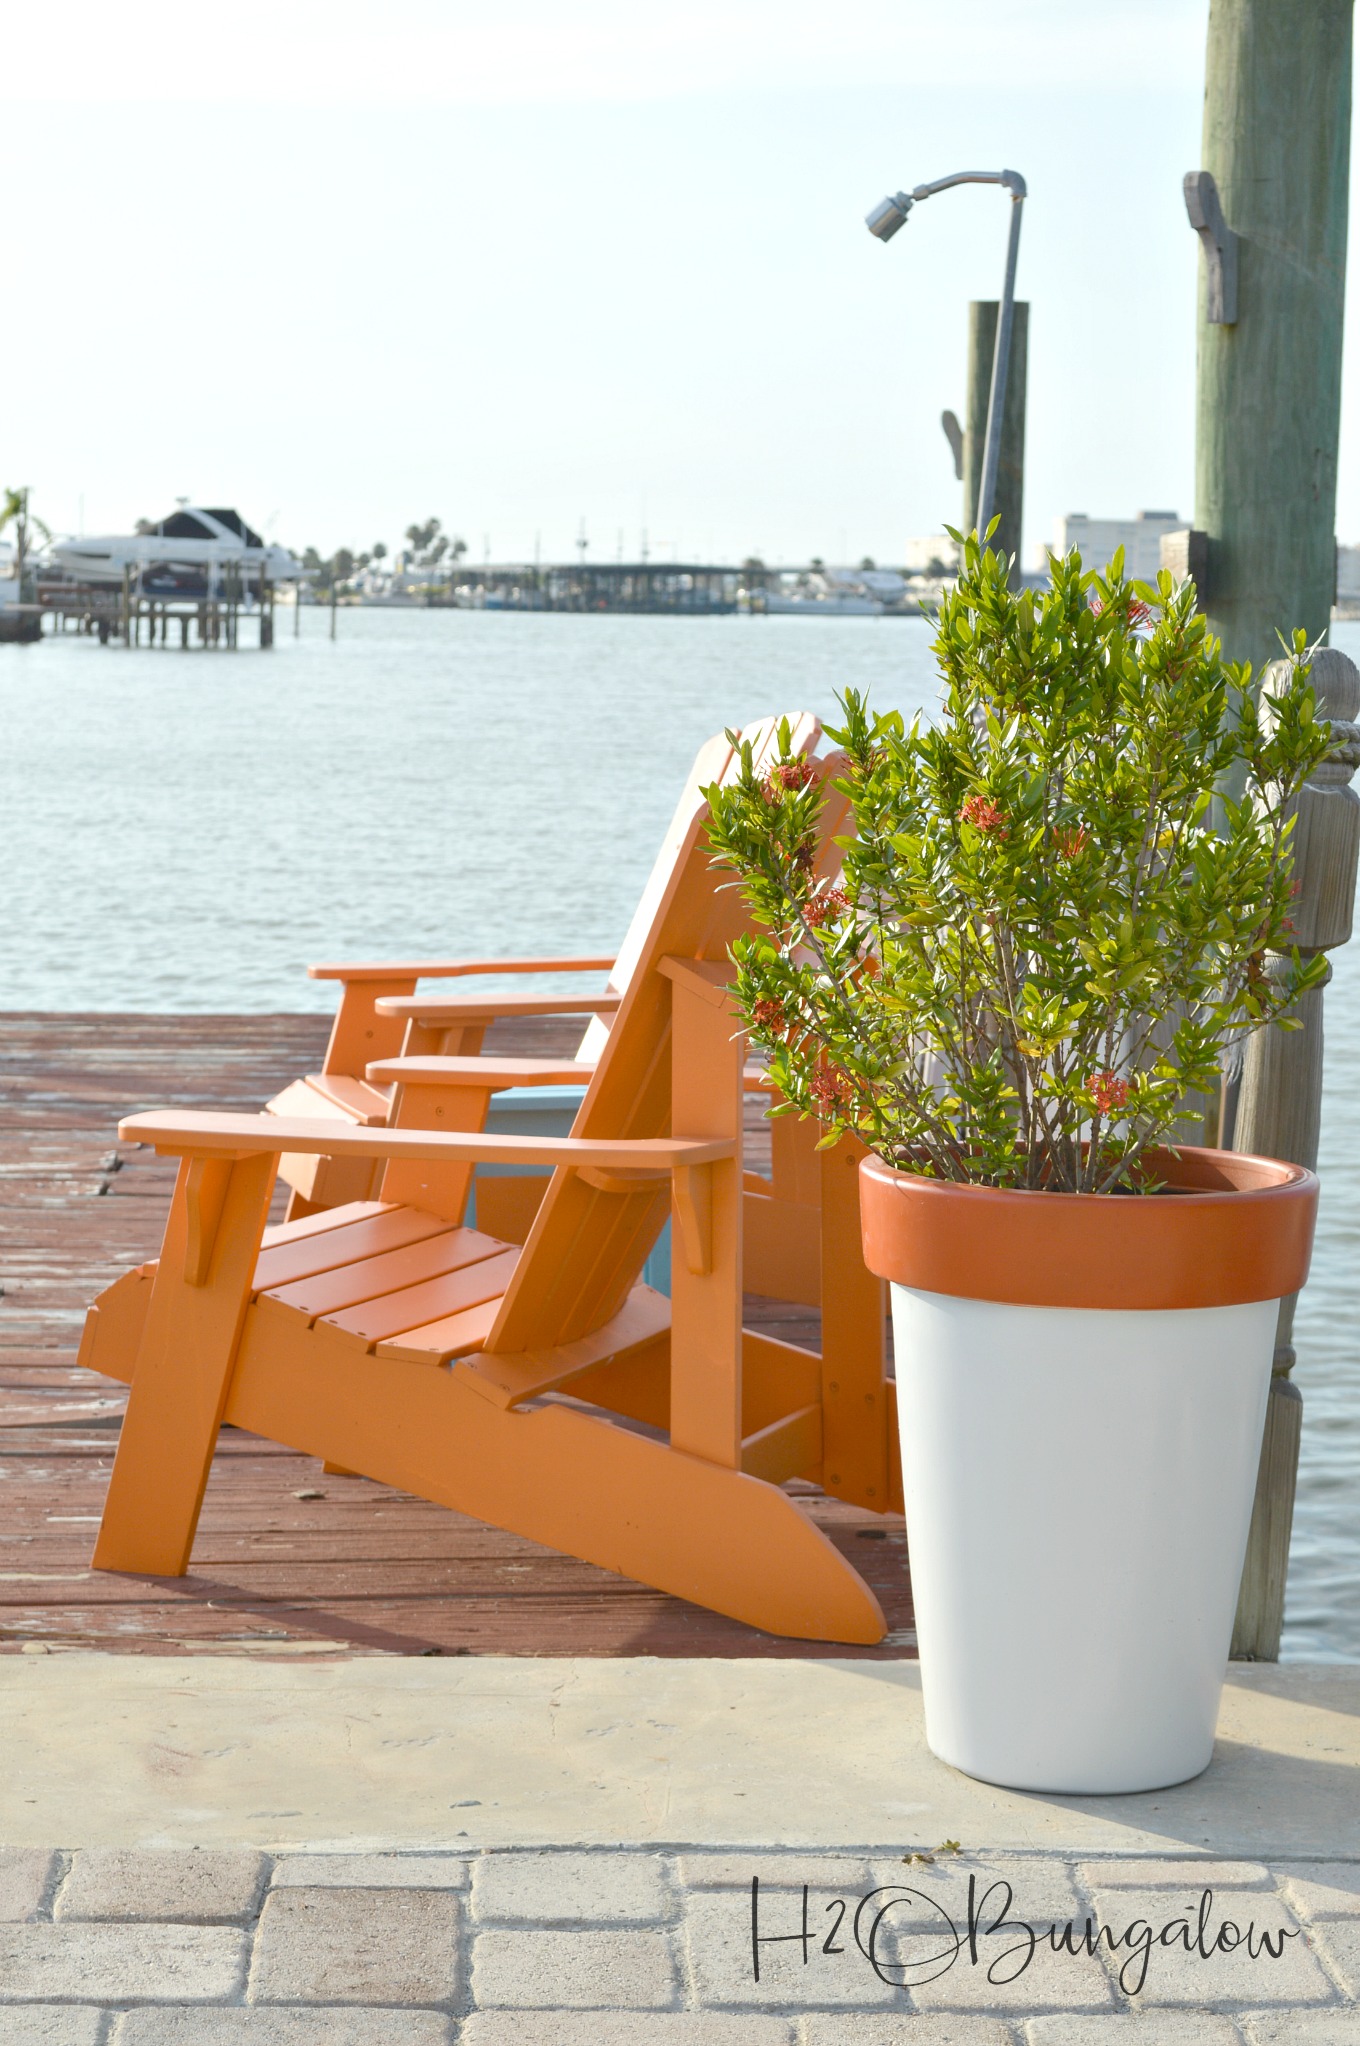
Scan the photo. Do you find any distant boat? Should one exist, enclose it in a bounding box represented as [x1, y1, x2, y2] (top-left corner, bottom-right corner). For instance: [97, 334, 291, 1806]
[46, 507, 303, 596]
[761, 591, 883, 616]
[748, 566, 909, 618]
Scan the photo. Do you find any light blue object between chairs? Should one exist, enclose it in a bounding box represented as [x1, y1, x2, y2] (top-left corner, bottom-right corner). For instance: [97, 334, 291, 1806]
[469, 1085, 672, 1294]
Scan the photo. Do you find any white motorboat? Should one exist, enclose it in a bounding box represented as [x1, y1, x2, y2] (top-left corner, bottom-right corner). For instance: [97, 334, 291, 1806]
[749, 569, 895, 617]
[46, 506, 303, 596]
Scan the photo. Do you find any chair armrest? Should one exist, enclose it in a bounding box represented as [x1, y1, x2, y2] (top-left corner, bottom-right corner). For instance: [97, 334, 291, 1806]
[119, 1109, 730, 1171]
[309, 955, 615, 983]
[366, 1056, 593, 1088]
[376, 992, 621, 1025]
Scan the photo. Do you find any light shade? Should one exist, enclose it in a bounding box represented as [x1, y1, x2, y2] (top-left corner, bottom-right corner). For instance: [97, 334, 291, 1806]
[866, 193, 912, 242]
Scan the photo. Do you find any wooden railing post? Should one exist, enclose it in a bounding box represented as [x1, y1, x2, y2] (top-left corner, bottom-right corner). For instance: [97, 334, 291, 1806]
[1231, 645, 1360, 1658]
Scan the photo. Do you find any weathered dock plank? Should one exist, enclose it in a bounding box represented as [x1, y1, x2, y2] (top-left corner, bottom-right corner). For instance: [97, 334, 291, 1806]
[0, 1012, 912, 1659]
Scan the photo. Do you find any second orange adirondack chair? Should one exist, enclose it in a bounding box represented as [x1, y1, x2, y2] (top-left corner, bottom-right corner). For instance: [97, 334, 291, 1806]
[265, 717, 816, 1187]
[78, 741, 899, 1643]
[266, 712, 830, 1309]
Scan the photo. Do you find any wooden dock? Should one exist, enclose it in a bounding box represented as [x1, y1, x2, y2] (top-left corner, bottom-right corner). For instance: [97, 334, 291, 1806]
[0, 1012, 912, 1660]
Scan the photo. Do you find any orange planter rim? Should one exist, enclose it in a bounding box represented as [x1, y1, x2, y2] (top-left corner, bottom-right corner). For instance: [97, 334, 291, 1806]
[858, 1144, 1318, 1310]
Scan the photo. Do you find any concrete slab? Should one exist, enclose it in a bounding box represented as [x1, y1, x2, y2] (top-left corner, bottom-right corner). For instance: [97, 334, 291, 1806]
[0, 1658, 1356, 1857]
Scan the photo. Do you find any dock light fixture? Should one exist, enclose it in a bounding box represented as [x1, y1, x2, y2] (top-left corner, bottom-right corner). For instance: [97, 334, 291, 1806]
[866, 169, 1027, 540]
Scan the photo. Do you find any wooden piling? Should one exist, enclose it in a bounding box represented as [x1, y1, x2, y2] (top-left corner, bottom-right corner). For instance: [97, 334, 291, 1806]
[962, 301, 1028, 582]
[1231, 645, 1360, 1658]
[1195, 0, 1353, 674]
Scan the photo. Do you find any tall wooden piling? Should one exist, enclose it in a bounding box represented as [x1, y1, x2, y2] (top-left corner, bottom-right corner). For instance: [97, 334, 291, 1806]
[1195, 0, 1353, 673]
[962, 302, 1028, 583]
[1231, 647, 1360, 1658]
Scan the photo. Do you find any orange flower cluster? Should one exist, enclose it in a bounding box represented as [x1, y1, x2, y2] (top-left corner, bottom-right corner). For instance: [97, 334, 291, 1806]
[1089, 1069, 1132, 1115]
[803, 884, 852, 928]
[959, 794, 1006, 833]
[762, 757, 816, 799]
[751, 997, 787, 1033]
[1054, 824, 1089, 859]
[1091, 593, 1152, 632]
[809, 1066, 854, 1114]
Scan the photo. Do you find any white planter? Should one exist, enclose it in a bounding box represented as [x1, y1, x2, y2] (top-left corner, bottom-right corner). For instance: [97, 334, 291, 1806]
[860, 1145, 1318, 1796]
[890, 1285, 1277, 1792]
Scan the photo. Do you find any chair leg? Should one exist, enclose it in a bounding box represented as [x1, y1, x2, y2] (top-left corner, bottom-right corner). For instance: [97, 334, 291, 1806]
[819, 1135, 890, 1512]
[92, 1151, 277, 1576]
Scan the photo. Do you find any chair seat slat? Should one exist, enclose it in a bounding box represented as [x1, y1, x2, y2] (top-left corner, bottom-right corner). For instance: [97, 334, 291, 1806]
[319, 1246, 521, 1343]
[254, 1207, 448, 1290]
[262, 1225, 505, 1319]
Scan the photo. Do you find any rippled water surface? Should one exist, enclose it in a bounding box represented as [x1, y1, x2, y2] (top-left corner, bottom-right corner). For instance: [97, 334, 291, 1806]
[3, 607, 1356, 1658]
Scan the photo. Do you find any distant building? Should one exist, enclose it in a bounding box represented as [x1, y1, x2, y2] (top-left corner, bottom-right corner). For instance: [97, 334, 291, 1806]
[1048, 511, 1183, 582]
[1336, 543, 1360, 602]
[902, 535, 960, 576]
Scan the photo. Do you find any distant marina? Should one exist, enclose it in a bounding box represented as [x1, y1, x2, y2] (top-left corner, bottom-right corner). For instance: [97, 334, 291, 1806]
[7, 499, 1360, 642]
[343, 558, 945, 617]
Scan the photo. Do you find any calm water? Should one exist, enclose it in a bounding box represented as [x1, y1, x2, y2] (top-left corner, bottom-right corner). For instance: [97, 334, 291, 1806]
[2, 607, 1356, 1660]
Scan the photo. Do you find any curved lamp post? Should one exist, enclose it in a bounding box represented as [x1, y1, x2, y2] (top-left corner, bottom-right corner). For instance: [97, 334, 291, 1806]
[866, 170, 1027, 540]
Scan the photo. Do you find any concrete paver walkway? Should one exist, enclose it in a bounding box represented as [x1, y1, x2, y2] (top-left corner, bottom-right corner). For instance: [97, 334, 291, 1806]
[0, 1657, 1355, 2039]
[0, 1843, 1355, 2040]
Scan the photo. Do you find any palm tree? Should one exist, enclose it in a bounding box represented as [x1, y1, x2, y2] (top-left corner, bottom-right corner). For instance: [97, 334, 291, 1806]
[0, 487, 51, 596]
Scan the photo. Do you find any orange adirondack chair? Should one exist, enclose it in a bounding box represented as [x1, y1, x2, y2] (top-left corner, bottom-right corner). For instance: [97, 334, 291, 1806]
[78, 745, 898, 1643]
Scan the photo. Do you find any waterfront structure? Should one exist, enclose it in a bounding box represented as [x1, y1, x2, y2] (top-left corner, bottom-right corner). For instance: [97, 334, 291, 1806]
[47, 506, 302, 597]
[389, 560, 742, 613]
[377, 560, 901, 615]
[1049, 510, 1183, 581]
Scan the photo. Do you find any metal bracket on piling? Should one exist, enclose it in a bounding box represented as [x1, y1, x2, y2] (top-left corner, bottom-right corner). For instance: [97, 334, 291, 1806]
[1184, 170, 1238, 325]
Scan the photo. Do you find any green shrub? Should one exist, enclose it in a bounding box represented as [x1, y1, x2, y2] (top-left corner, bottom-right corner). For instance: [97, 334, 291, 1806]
[704, 536, 1330, 1193]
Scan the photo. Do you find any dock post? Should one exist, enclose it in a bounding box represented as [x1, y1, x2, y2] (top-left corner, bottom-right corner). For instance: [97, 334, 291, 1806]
[1194, 0, 1352, 679]
[962, 300, 1028, 582]
[1231, 647, 1360, 1658]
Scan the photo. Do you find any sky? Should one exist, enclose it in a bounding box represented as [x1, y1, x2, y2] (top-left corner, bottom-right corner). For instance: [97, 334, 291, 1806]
[6, 0, 1358, 567]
